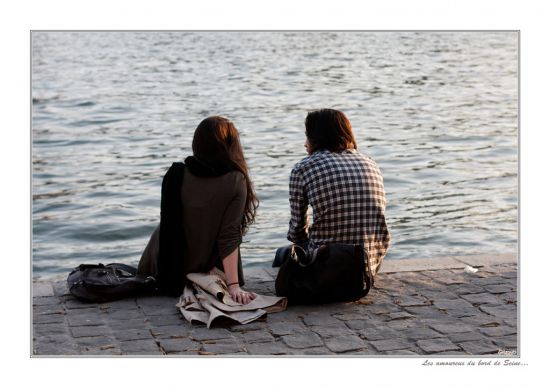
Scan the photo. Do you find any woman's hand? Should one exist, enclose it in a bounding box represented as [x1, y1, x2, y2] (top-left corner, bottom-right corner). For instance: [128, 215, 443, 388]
[228, 284, 256, 305]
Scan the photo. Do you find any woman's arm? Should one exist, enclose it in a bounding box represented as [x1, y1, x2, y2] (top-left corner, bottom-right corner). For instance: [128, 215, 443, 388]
[222, 247, 255, 304]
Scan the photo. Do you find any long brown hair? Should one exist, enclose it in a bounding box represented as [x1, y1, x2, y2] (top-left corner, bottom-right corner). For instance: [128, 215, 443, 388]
[305, 109, 357, 153]
[192, 116, 258, 233]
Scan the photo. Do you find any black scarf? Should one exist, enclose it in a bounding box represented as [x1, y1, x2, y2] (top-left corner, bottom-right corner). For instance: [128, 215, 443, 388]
[157, 156, 233, 296]
[184, 156, 232, 177]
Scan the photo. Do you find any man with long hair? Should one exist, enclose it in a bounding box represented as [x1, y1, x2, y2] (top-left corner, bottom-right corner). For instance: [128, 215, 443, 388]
[287, 108, 391, 276]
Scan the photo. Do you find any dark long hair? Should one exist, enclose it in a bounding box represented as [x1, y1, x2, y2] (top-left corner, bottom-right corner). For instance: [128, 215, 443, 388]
[305, 109, 357, 153]
[192, 116, 258, 233]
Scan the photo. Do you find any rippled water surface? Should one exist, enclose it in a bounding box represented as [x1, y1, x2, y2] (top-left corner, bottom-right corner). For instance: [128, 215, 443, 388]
[32, 32, 518, 279]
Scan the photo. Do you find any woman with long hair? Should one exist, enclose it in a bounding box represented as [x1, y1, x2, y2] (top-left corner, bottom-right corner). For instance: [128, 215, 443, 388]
[138, 116, 259, 304]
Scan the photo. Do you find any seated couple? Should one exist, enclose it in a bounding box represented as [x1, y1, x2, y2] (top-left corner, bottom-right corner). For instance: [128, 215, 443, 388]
[137, 108, 391, 305]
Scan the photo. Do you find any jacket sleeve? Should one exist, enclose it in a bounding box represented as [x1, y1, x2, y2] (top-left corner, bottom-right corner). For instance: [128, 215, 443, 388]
[287, 165, 309, 244]
[217, 173, 246, 260]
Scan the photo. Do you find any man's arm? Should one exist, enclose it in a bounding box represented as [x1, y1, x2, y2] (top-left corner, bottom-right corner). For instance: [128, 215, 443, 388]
[287, 166, 309, 245]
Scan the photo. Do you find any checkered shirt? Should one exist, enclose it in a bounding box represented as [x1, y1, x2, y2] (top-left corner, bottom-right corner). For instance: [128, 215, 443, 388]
[287, 149, 391, 274]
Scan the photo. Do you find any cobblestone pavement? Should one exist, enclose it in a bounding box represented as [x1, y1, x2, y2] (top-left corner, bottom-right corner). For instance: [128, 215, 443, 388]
[32, 254, 517, 356]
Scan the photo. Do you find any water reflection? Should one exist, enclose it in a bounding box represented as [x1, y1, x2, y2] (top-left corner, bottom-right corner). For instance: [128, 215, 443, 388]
[32, 31, 518, 279]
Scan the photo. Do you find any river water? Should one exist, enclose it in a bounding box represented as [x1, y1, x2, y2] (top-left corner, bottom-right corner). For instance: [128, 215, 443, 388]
[32, 31, 518, 280]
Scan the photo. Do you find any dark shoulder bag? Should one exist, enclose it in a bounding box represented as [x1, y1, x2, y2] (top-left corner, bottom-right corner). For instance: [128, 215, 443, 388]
[275, 243, 373, 305]
[67, 263, 156, 303]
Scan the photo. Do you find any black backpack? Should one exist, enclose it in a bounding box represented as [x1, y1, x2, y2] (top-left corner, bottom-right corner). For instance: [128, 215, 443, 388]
[67, 263, 156, 302]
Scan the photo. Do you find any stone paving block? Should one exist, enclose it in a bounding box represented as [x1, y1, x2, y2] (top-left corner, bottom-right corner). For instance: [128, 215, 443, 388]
[104, 308, 144, 320]
[333, 312, 372, 322]
[33, 296, 61, 306]
[433, 298, 474, 311]
[245, 268, 276, 282]
[300, 347, 333, 355]
[470, 276, 511, 287]
[456, 253, 516, 267]
[311, 324, 355, 339]
[101, 299, 138, 309]
[504, 318, 517, 328]
[403, 306, 448, 319]
[433, 350, 468, 355]
[384, 350, 421, 355]
[400, 327, 444, 340]
[113, 328, 153, 342]
[262, 267, 278, 280]
[75, 335, 121, 355]
[418, 289, 463, 300]
[303, 313, 343, 326]
[345, 318, 380, 331]
[136, 296, 179, 307]
[366, 302, 402, 315]
[381, 257, 464, 273]
[281, 331, 324, 349]
[479, 305, 517, 319]
[80, 345, 122, 356]
[119, 339, 162, 355]
[499, 271, 518, 279]
[460, 293, 502, 306]
[158, 338, 198, 353]
[245, 340, 291, 355]
[201, 338, 246, 354]
[33, 282, 55, 297]
[110, 318, 150, 330]
[448, 283, 486, 295]
[262, 309, 302, 323]
[146, 314, 186, 326]
[448, 331, 486, 343]
[382, 288, 417, 298]
[432, 275, 467, 286]
[33, 312, 67, 324]
[268, 321, 308, 336]
[139, 305, 180, 317]
[491, 335, 518, 349]
[500, 292, 517, 304]
[190, 328, 233, 341]
[52, 281, 70, 297]
[429, 322, 475, 334]
[33, 341, 80, 356]
[386, 319, 421, 331]
[64, 298, 97, 309]
[417, 338, 460, 353]
[461, 314, 503, 328]
[443, 307, 483, 319]
[229, 320, 268, 333]
[393, 295, 432, 307]
[67, 312, 106, 327]
[324, 334, 366, 353]
[70, 325, 111, 338]
[33, 322, 70, 336]
[150, 325, 192, 339]
[241, 329, 276, 344]
[370, 338, 413, 352]
[483, 284, 516, 294]
[34, 304, 66, 316]
[459, 339, 501, 355]
[388, 311, 415, 321]
[356, 326, 400, 341]
[479, 326, 517, 337]
[33, 333, 73, 345]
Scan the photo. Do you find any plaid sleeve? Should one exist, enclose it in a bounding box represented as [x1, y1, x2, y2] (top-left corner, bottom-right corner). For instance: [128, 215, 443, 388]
[287, 165, 309, 244]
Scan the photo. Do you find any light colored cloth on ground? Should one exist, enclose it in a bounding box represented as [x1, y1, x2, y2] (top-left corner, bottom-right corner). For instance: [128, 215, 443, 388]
[176, 272, 287, 328]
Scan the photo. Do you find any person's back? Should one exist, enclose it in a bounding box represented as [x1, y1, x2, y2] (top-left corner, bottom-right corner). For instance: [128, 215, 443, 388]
[287, 109, 390, 275]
